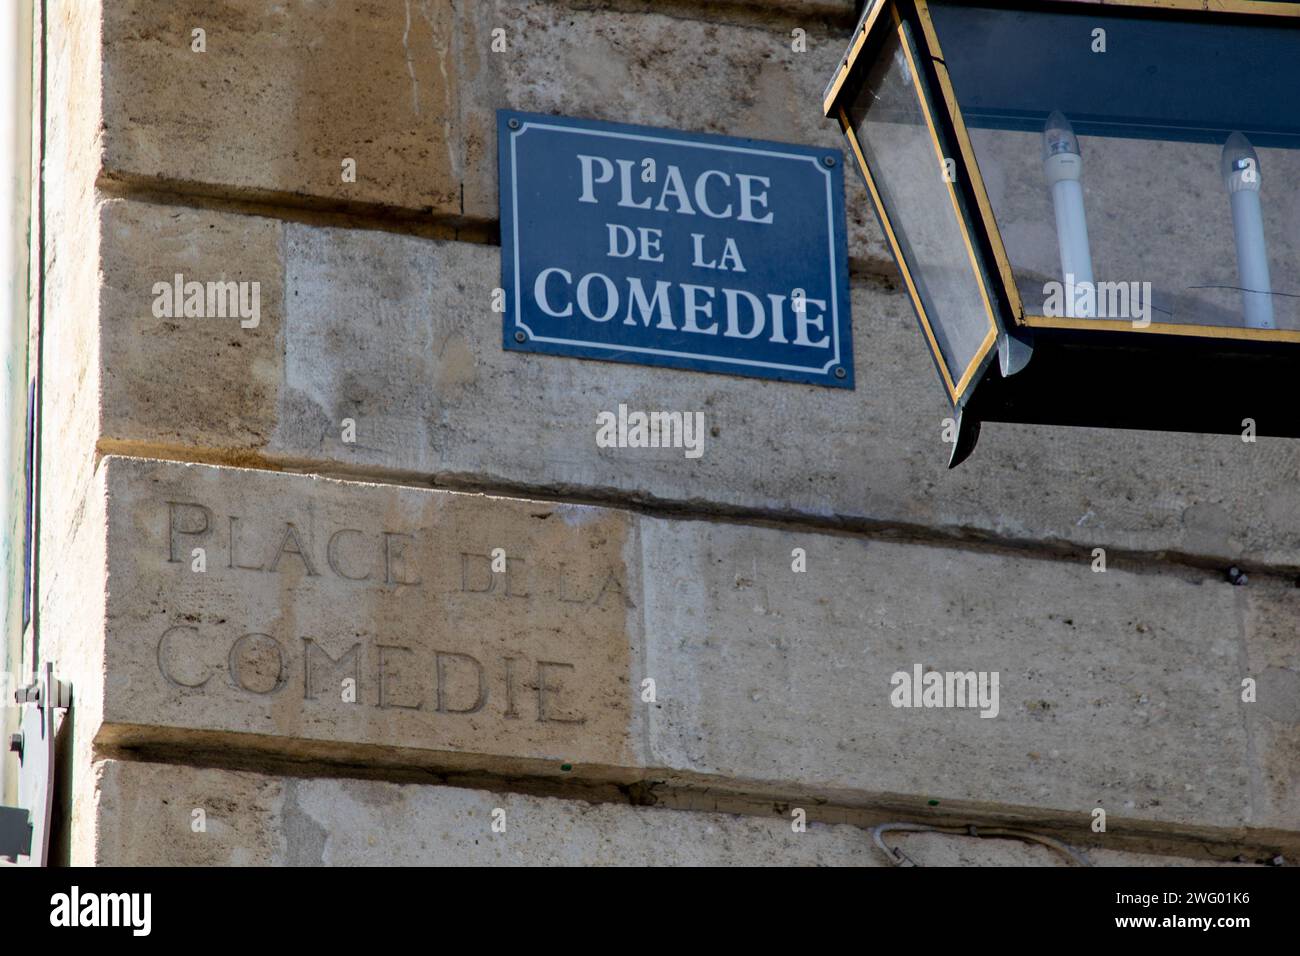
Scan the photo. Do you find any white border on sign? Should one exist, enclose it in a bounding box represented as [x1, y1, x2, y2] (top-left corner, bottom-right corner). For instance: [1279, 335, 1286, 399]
[509, 121, 844, 377]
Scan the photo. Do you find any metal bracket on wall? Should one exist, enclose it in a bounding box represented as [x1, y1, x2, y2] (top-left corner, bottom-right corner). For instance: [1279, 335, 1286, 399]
[0, 662, 70, 866]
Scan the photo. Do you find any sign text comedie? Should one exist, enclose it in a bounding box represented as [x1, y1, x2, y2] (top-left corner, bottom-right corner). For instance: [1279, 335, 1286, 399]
[499, 111, 854, 388]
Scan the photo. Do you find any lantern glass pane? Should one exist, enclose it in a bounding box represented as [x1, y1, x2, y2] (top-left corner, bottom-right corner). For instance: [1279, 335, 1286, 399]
[846, 21, 996, 396]
[928, 1, 1300, 333]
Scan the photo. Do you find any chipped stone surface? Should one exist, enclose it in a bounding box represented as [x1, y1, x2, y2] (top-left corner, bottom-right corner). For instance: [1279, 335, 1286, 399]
[91, 758, 1253, 867]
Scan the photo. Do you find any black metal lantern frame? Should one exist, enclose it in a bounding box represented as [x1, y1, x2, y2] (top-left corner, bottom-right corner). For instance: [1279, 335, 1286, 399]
[825, 0, 1300, 464]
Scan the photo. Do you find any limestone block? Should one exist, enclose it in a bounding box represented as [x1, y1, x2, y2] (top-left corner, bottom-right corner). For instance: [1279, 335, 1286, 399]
[102, 0, 465, 217]
[103, 456, 643, 776]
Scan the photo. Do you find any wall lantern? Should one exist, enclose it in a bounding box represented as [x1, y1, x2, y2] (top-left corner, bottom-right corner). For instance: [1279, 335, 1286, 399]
[824, 0, 1300, 465]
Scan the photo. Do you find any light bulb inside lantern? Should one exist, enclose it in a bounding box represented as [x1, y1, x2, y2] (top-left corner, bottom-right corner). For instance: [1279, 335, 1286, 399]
[1042, 110, 1081, 163]
[1221, 130, 1260, 190]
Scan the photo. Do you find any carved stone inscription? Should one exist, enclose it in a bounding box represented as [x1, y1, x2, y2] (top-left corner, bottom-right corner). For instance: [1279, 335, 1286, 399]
[157, 627, 589, 725]
[104, 459, 639, 767]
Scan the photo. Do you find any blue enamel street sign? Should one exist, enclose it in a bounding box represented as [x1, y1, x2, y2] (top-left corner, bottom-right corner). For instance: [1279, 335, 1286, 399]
[498, 110, 853, 388]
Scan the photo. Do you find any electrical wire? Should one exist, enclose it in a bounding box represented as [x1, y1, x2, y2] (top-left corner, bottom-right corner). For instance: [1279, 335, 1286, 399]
[869, 821, 1093, 867]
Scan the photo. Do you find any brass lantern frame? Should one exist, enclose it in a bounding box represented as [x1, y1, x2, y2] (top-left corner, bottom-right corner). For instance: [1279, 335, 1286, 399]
[833, 0, 1004, 404]
[825, 0, 1300, 461]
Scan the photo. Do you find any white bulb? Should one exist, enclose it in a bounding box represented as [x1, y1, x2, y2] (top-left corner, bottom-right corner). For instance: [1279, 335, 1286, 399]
[1222, 131, 1273, 329]
[1042, 110, 1094, 317]
[1042, 109, 1080, 162]
[1221, 130, 1260, 192]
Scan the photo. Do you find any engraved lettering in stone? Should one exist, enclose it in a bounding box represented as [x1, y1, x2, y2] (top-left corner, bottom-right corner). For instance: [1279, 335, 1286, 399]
[268, 523, 318, 576]
[327, 529, 372, 581]
[537, 661, 586, 724]
[503, 557, 529, 598]
[167, 501, 212, 563]
[228, 632, 289, 695]
[557, 564, 630, 607]
[383, 532, 421, 586]
[228, 515, 265, 571]
[434, 650, 488, 714]
[460, 553, 527, 597]
[593, 569, 634, 609]
[157, 625, 211, 689]
[164, 500, 423, 586]
[155, 619, 591, 728]
[376, 644, 421, 710]
[302, 637, 360, 701]
[503, 656, 520, 719]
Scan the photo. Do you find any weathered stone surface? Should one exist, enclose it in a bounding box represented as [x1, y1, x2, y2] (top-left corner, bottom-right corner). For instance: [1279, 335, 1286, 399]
[41, 0, 106, 600]
[102, 0, 465, 218]
[91, 760, 876, 866]
[38, 0, 113, 862]
[90, 758, 1250, 866]
[91, 760, 283, 867]
[101, 202, 285, 449]
[96, 456, 1297, 835]
[99, 1, 888, 263]
[98, 199, 1300, 571]
[1241, 589, 1300, 830]
[638, 515, 1293, 832]
[104, 456, 643, 775]
[41, 462, 110, 869]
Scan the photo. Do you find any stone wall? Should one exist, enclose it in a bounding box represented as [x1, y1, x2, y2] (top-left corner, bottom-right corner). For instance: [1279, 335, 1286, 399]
[30, 0, 1298, 865]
